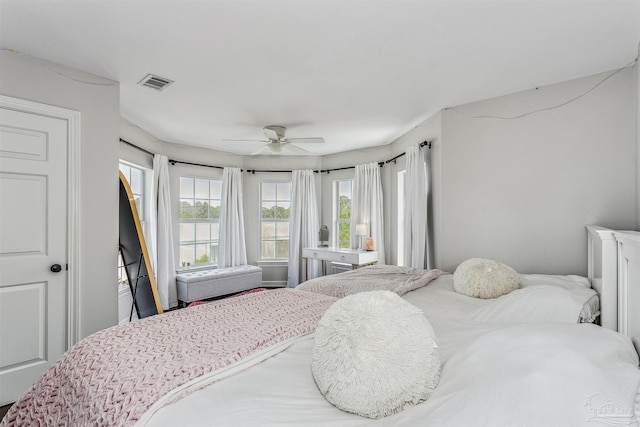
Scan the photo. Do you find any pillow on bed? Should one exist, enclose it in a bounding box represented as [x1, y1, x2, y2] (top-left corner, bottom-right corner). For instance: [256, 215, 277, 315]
[311, 290, 441, 419]
[453, 258, 520, 299]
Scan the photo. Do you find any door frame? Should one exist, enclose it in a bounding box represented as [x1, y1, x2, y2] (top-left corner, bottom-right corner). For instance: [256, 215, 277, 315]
[1, 95, 81, 348]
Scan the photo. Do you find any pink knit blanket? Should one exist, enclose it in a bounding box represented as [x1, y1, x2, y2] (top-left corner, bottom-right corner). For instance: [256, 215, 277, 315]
[297, 265, 444, 299]
[2, 289, 337, 427]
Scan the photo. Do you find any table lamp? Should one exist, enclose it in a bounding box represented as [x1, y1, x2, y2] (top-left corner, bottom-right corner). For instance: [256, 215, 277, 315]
[318, 225, 329, 247]
[356, 223, 367, 250]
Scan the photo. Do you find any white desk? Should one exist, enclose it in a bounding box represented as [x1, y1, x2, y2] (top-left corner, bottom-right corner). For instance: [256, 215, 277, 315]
[302, 247, 378, 278]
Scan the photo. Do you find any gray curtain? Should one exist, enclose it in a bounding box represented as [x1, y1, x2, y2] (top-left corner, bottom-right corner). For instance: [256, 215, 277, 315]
[149, 154, 177, 309]
[403, 144, 428, 268]
[218, 167, 248, 267]
[288, 170, 321, 286]
[351, 162, 385, 264]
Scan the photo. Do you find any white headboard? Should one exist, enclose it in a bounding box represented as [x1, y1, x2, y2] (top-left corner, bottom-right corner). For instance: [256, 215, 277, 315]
[586, 226, 618, 330]
[613, 231, 640, 351]
[587, 226, 639, 351]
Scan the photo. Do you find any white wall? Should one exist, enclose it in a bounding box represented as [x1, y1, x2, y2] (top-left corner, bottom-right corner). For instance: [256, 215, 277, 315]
[635, 52, 640, 230]
[439, 68, 636, 275]
[1, 52, 120, 339]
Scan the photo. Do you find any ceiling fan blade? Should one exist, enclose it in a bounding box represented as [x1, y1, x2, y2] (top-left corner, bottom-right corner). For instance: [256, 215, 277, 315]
[284, 137, 324, 144]
[250, 146, 270, 155]
[282, 144, 309, 154]
[223, 139, 269, 143]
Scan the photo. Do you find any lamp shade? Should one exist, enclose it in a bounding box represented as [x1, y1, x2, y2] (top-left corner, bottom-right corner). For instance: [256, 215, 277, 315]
[356, 223, 367, 236]
[319, 225, 329, 241]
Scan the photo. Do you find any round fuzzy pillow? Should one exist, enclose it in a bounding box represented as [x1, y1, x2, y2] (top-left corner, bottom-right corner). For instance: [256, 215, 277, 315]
[453, 258, 520, 299]
[311, 290, 441, 419]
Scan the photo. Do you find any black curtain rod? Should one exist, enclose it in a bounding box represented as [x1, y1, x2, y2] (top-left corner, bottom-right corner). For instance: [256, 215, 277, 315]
[122, 137, 431, 173]
[119, 138, 155, 157]
[385, 140, 432, 165]
[246, 169, 294, 174]
[244, 167, 365, 174]
[169, 159, 225, 170]
[319, 165, 355, 173]
[320, 163, 384, 174]
[321, 140, 431, 173]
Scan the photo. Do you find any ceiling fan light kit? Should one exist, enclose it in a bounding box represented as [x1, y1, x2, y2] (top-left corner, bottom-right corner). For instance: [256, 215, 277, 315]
[267, 141, 283, 153]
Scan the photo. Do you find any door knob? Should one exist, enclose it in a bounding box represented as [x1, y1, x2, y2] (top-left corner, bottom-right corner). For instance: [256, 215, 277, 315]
[50, 264, 63, 273]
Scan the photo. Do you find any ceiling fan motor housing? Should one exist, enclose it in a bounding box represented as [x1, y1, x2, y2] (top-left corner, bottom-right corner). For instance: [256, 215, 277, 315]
[264, 125, 287, 141]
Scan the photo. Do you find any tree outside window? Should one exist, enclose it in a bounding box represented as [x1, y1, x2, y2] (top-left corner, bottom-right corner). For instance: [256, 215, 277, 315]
[336, 180, 352, 249]
[261, 182, 290, 259]
[179, 176, 222, 267]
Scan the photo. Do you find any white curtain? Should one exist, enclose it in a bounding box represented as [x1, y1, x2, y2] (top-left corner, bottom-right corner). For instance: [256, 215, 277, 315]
[218, 167, 247, 267]
[149, 154, 177, 310]
[352, 162, 385, 264]
[288, 169, 321, 287]
[403, 144, 428, 268]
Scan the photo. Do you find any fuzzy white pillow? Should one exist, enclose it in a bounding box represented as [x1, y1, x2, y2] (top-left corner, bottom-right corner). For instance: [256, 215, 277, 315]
[453, 258, 520, 299]
[311, 290, 441, 419]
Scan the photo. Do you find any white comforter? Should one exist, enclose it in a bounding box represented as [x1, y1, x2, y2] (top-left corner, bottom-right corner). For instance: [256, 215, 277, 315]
[140, 320, 639, 427]
[138, 277, 638, 427]
[404, 273, 597, 324]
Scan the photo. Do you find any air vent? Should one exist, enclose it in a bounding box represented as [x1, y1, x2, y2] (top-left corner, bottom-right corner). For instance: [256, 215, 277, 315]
[137, 74, 174, 91]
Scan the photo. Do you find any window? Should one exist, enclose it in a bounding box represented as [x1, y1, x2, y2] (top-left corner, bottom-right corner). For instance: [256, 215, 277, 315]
[260, 182, 290, 259]
[335, 180, 353, 249]
[179, 176, 222, 267]
[119, 163, 145, 221]
[118, 162, 148, 288]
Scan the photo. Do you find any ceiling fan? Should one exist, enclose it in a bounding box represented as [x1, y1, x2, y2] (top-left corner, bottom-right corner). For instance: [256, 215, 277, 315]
[225, 125, 324, 155]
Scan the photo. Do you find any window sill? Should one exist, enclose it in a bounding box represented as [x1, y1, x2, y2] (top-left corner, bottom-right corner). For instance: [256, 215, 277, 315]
[257, 260, 288, 267]
[175, 264, 218, 274]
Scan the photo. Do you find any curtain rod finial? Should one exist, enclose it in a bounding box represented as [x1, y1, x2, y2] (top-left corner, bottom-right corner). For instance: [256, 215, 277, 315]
[421, 140, 432, 149]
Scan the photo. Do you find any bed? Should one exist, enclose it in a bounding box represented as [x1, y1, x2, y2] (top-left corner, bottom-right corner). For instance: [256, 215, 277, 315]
[2, 226, 639, 426]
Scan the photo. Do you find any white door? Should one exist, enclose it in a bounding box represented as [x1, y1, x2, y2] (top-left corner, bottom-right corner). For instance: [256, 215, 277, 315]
[0, 105, 68, 405]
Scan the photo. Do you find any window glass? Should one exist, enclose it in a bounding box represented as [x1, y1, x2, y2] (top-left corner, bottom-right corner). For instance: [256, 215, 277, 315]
[260, 181, 291, 259]
[118, 161, 148, 289]
[335, 179, 353, 249]
[119, 163, 145, 220]
[179, 176, 222, 267]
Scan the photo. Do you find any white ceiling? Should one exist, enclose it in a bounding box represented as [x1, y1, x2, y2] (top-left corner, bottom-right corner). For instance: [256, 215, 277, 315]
[1, 0, 639, 156]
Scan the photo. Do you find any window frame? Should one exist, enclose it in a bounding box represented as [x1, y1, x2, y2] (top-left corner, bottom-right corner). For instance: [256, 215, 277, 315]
[118, 161, 151, 290]
[334, 179, 353, 249]
[177, 175, 223, 269]
[259, 181, 291, 260]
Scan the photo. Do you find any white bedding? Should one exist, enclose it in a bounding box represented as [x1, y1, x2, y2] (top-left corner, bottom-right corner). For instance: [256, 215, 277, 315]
[138, 273, 637, 427]
[403, 273, 598, 324]
[140, 320, 640, 427]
